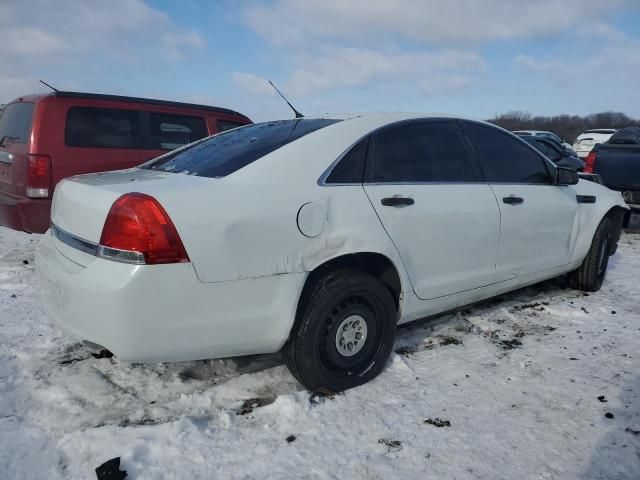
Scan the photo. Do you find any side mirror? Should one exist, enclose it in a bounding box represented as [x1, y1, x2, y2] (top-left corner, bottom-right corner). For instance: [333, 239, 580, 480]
[556, 166, 579, 185]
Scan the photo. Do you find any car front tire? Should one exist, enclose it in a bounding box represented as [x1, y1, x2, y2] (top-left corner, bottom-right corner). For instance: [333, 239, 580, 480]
[568, 216, 613, 292]
[284, 269, 397, 393]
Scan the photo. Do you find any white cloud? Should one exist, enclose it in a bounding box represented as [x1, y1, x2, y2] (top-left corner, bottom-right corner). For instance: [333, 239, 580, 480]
[231, 73, 275, 95]
[245, 0, 626, 46]
[516, 42, 640, 84]
[514, 31, 640, 115]
[0, 0, 205, 101]
[286, 47, 487, 96]
[232, 46, 487, 120]
[4, 28, 69, 56]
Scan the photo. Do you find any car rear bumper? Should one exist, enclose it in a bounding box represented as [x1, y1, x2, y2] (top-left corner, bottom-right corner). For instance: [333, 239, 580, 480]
[0, 190, 50, 233]
[36, 231, 305, 362]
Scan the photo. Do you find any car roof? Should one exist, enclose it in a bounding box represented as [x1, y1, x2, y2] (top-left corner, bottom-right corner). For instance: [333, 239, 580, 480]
[305, 111, 492, 129]
[5, 91, 249, 119]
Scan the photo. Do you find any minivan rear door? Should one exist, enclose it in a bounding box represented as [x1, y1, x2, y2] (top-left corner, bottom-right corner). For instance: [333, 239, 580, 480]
[0, 101, 35, 197]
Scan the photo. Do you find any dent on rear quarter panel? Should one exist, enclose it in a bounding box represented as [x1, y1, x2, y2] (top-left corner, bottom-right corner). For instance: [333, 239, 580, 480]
[180, 182, 406, 286]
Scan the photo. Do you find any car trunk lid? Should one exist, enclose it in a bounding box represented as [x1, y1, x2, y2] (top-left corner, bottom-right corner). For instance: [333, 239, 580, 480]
[51, 168, 189, 242]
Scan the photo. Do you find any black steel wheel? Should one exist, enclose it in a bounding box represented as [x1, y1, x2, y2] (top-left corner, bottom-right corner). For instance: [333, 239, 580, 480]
[284, 269, 397, 392]
[568, 216, 613, 292]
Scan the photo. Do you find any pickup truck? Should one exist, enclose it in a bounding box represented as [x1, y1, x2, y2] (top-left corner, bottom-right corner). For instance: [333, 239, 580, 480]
[585, 127, 640, 223]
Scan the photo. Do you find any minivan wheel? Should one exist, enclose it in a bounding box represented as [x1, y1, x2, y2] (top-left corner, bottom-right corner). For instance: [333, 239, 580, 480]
[284, 269, 397, 392]
[568, 216, 612, 292]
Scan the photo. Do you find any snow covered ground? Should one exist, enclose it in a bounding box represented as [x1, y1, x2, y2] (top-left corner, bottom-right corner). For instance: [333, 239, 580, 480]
[1, 220, 639, 480]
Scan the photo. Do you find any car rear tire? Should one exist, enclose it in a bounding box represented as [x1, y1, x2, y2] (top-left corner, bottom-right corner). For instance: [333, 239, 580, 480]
[284, 269, 397, 393]
[568, 216, 612, 292]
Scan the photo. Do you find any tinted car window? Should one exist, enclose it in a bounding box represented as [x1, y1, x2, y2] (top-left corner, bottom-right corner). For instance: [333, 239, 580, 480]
[534, 140, 561, 161]
[143, 118, 341, 178]
[463, 122, 552, 184]
[66, 107, 141, 149]
[521, 138, 561, 161]
[369, 121, 475, 183]
[540, 132, 563, 144]
[0, 102, 34, 144]
[218, 120, 246, 132]
[325, 137, 368, 184]
[148, 113, 207, 150]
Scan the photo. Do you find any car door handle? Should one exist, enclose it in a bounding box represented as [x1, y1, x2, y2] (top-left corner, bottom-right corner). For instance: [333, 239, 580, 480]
[381, 196, 414, 207]
[502, 196, 524, 205]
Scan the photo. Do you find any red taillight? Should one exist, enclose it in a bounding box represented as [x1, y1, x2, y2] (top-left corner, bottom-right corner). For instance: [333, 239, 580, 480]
[584, 150, 597, 173]
[99, 193, 189, 265]
[26, 154, 52, 198]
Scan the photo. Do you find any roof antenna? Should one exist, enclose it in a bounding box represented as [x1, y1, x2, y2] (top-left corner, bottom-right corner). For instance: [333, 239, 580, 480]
[268, 80, 303, 118]
[39, 80, 59, 92]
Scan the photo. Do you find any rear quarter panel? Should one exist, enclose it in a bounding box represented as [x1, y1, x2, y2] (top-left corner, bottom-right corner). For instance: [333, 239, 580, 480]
[150, 177, 408, 291]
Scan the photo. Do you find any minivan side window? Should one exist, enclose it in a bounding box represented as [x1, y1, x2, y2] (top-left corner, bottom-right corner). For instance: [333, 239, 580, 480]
[325, 137, 368, 184]
[368, 120, 476, 183]
[0, 102, 35, 144]
[65, 107, 141, 149]
[148, 113, 207, 150]
[463, 122, 552, 184]
[218, 120, 246, 133]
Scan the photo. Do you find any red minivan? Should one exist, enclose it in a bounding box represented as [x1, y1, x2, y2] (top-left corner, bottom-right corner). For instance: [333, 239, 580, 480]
[0, 91, 251, 233]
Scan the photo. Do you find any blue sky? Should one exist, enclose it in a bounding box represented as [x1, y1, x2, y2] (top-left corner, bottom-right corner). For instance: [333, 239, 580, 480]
[1, 0, 639, 121]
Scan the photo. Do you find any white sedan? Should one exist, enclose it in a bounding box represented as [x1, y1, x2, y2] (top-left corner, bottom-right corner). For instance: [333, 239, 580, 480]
[36, 113, 629, 392]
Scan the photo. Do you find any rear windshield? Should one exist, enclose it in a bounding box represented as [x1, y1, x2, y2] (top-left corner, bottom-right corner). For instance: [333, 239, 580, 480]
[0, 102, 35, 144]
[142, 118, 341, 178]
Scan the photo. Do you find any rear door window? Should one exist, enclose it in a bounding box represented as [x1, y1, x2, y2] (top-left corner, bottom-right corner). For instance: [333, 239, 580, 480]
[0, 102, 35, 144]
[65, 107, 141, 149]
[325, 137, 368, 184]
[148, 113, 207, 150]
[143, 118, 341, 178]
[368, 120, 478, 183]
[462, 122, 553, 184]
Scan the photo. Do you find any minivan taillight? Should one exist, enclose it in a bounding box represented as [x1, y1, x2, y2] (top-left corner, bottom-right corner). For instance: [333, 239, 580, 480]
[98, 193, 189, 265]
[584, 149, 597, 173]
[26, 154, 52, 198]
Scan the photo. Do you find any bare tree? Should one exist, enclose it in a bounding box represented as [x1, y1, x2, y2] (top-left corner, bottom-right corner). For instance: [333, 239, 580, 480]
[488, 111, 639, 143]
